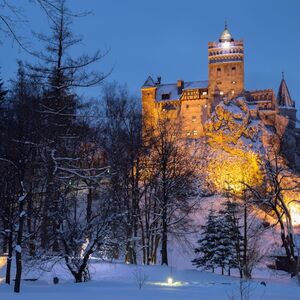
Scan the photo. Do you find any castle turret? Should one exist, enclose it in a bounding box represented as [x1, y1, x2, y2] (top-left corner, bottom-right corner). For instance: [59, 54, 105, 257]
[141, 76, 157, 129]
[208, 25, 244, 100]
[276, 74, 297, 167]
[277, 75, 295, 107]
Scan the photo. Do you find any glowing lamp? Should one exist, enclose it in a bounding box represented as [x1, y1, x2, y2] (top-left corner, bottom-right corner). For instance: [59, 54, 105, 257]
[290, 203, 300, 226]
[222, 41, 230, 49]
[167, 277, 173, 285]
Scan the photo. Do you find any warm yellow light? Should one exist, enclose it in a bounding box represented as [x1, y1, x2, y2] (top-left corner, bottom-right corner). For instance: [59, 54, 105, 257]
[222, 41, 231, 49]
[207, 150, 263, 194]
[0, 256, 6, 271]
[167, 277, 173, 285]
[289, 203, 300, 226]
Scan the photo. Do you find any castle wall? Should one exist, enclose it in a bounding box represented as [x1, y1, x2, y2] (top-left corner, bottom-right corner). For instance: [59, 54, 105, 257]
[141, 28, 298, 170]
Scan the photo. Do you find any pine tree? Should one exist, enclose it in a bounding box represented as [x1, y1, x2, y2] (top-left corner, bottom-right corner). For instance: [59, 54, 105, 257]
[218, 199, 243, 276]
[214, 215, 232, 275]
[0, 77, 7, 104]
[192, 208, 220, 272]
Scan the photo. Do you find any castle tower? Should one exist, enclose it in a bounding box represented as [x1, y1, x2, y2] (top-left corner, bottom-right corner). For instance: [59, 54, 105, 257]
[141, 76, 157, 130]
[208, 25, 244, 100]
[276, 74, 297, 167]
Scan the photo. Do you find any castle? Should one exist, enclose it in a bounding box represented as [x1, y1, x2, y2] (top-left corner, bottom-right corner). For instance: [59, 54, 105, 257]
[141, 26, 300, 169]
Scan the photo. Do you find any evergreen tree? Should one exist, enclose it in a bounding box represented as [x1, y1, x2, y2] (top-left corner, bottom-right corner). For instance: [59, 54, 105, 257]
[218, 199, 243, 276]
[0, 77, 7, 105]
[192, 208, 220, 272]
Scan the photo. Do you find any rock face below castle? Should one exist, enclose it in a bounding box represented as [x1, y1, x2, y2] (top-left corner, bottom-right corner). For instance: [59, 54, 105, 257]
[141, 26, 299, 170]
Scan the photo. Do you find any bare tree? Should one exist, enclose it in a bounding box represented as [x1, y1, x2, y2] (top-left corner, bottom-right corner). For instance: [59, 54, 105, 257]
[100, 82, 144, 264]
[244, 142, 300, 276]
[144, 119, 198, 265]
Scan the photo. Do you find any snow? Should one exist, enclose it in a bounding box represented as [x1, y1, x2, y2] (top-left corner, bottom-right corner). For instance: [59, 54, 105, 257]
[0, 195, 298, 299]
[0, 260, 299, 300]
[15, 245, 21, 253]
[18, 194, 27, 202]
[156, 80, 208, 101]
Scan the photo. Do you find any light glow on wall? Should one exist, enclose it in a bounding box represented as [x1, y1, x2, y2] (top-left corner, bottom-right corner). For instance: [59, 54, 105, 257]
[289, 203, 300, 226]
[222, 41, 231, 49]
[207, 150, 263, 194]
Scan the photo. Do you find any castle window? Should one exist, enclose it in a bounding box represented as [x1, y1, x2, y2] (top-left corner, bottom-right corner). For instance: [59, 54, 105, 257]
[231, 67, 236, 76]
[186, 104, 189, 109]
[161, 93, 170, 100]
[192, 116, 196, 122]
[202, 91, 207, 96]
[217, 68, 221, 78]
[186, 131, 191, 137]
[193, 130, 198, 136]
[232, 80, 237, 84]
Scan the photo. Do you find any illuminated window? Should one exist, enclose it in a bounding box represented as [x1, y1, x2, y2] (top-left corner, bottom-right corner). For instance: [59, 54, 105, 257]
[186, 131, 191, 137]
[232, 81, 237, 84]
[231, 90, 235, 95]
[193, 130, 198, 136]
[192, 116, 196, 122]
[220, 91, 224, 95]
[202, 91, 207, 96]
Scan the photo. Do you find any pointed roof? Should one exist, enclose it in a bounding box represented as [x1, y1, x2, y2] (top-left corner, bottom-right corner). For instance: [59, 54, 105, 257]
[219, 23, 234, 42]
[277, 76, 294, 107]
[142, 76, 156, 88]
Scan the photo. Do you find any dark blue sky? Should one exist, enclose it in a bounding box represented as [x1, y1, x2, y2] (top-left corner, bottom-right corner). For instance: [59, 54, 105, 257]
[1, 0, 299, 114]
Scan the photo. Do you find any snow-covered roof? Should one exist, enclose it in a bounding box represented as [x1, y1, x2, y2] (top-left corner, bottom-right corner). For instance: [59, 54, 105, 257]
[156, 80, 208, 102]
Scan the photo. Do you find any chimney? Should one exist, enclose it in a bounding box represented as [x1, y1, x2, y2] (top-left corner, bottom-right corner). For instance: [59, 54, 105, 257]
[156, 76, 161, 85]
[177, 80, 184, 94]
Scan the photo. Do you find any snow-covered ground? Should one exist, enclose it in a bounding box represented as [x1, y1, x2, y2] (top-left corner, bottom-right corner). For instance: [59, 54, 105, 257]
[0, 260, 299, 300]
[0, 195, 298, 299]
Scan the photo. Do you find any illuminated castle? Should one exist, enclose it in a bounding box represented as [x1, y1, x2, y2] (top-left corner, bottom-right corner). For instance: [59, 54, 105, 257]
[141, 25, 299, 168]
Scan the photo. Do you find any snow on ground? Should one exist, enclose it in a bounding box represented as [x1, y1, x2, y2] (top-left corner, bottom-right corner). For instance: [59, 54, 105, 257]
[0, 195, 298, 299]
[0, 260, 299, 300]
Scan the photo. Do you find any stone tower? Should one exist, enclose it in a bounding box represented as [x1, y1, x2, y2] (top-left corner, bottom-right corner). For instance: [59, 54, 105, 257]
[208, 25, 244, 100]
[276, 75, 297, 166]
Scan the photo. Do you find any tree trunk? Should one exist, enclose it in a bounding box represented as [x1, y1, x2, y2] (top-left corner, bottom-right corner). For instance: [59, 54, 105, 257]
[5, 228, 13, 284]
[161, 206, 168, 265]
[243, 196, 251, 279]
[14, 193, 26, 293]
[27, 193, 35, 256]
[86, 187, 93, 223]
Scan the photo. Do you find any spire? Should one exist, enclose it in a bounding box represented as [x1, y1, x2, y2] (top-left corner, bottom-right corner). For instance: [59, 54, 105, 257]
[277, 75, 294, 107]
[142, 76, 155, 88]
[219, 23, 234, 42]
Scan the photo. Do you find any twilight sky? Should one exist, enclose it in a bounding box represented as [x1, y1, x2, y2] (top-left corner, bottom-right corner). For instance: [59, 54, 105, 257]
[1, 0, 299, 115]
